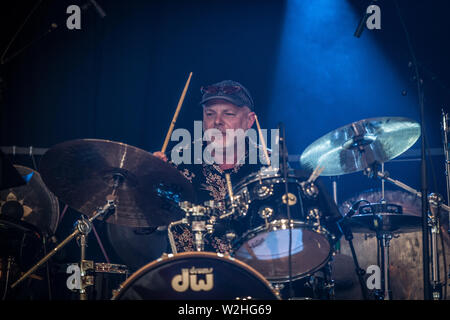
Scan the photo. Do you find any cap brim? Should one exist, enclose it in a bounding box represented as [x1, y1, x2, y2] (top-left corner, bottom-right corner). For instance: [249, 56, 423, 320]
[199, 95, 246, 107]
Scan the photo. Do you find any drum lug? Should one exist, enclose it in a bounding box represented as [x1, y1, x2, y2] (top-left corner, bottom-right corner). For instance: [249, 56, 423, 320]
[81, 275, 94, 288]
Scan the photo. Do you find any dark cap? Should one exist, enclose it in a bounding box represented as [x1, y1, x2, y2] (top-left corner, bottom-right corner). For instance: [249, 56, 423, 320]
[199, 80, 254, 110]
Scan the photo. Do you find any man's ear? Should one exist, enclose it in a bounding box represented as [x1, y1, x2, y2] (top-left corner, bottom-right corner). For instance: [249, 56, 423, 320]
[247, 111, 256, 129]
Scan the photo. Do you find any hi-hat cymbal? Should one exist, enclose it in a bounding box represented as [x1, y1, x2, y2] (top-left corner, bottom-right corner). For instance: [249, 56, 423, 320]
[340, 189, 423, 234]
[39, 139, 196, 227]
[300, 117, 421, 176]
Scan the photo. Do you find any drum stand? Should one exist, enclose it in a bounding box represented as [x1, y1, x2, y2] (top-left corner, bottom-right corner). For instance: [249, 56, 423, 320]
[374, 232, 393, 300]
[365, 166, 449, 300]
[168, 201, 216, 254]
[10, 195, 117, 300]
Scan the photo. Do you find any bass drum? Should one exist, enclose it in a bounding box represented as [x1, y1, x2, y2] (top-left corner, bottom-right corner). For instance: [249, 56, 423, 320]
[112, 252, 281, 300]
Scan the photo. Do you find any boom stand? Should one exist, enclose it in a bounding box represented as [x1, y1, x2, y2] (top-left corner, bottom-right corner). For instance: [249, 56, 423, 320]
[338, 206, 369, 300]
[10, 197, 116, 300]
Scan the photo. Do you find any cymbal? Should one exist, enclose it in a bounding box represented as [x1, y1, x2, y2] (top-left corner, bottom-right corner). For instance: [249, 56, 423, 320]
[0, 165, 60, 236]
[300, 117, 421, 176]
[349, 213, 422, 234]
[340, 189, 423, 234]
[39, 139, 196, 227]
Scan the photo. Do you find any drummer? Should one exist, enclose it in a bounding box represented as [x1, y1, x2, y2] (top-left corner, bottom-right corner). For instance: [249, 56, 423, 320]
[153, 80, 273, 253]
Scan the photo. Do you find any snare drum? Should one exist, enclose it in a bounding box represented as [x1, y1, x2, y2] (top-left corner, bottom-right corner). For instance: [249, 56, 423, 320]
[112, 252, 280, 300]
[226, 168, 339, 283]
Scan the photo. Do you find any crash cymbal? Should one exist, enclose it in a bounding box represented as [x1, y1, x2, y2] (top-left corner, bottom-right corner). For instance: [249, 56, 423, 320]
[39, 139, 196, 227]
[0, 165, 59, 236]
[300, 117, 421, 176]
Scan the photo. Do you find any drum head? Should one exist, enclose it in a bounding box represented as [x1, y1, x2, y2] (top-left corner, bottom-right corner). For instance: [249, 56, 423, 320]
[112, 252, 280, 300]
[233, 224, 332, 282]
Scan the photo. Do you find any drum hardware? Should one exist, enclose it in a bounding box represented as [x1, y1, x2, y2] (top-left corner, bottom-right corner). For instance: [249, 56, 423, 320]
[168, 201, 218, 253]
[57, 261, 129, 300]
[428, 193, 444, 300]
[363, 164, 450, 216]
[338, 200, 370, 300]
[1, 256, 13, 300]
[10, 192, 117, 299]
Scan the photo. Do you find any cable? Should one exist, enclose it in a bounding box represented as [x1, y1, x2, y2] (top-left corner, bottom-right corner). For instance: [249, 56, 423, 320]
[0, 1, 44, 65]
[393, 0, 431, 300]
[279, 122, 294, 298]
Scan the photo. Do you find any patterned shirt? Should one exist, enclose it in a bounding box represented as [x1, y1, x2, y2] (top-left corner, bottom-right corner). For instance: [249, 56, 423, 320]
[171, 143, 267, 253]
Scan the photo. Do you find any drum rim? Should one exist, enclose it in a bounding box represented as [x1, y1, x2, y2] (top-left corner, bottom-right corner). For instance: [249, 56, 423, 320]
[232, 220, 334, 283]
[233, 174, 302, 194]
[111, 251, 281, 300]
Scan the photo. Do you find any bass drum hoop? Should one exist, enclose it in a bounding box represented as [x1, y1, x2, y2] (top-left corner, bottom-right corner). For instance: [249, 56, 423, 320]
[111, 251, 281, 300]
[232, 220, 334, 283]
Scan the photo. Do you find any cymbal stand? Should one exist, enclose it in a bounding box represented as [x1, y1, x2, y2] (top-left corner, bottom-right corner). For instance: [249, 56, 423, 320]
[10, 197, 117, 299]
[428, 193, 444, 300]
[365, 166, 450, 299]
[375, 231, 393, 300]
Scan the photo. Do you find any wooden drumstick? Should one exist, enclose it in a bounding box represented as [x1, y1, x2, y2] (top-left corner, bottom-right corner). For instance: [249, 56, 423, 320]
[254, 114, 271, 167]
[225, 173, 234, 204]
[161, 72, 193, 154]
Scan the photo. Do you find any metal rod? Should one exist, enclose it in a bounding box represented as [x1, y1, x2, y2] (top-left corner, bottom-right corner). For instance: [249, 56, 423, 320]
[11, 202, 112, 289]
[382, 235, 391, 300]
[79, 234, 88, 300]
[11, 228, 79, 289]
[332, 178, 338, 205]
[381, 163, 385, 202]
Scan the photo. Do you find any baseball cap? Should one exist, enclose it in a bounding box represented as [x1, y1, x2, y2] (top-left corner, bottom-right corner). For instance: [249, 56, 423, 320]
[199, 80, 254, 110]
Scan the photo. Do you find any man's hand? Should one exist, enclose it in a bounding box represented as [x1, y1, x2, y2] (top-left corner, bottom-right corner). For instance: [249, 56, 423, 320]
[153, 151, 168, 162]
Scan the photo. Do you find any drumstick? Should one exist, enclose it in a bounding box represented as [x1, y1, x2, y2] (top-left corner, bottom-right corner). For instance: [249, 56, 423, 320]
[308, 165, 325, 183]
[161, 72, 193, 154]
[254, 114, 271, 167]
[225, 173, 234, 204]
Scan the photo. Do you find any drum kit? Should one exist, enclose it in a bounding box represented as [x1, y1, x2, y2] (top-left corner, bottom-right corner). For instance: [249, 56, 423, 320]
[1, 116, 449, 300]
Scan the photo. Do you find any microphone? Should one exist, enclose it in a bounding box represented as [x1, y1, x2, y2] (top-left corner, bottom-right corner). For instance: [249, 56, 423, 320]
[88, 0, 106, 18]
[338, 199, 368, 240]
[278, 122, 288, 174]
[344, 201, 361, 219]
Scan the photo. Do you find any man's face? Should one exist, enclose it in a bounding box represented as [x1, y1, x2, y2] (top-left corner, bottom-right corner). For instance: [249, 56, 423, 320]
[203, 99, 255, 149]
